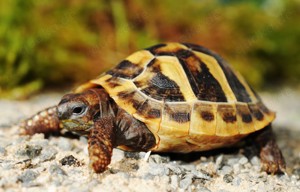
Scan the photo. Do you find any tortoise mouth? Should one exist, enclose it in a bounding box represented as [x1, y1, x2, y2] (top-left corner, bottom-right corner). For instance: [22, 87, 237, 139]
[61, 119, 94, 133]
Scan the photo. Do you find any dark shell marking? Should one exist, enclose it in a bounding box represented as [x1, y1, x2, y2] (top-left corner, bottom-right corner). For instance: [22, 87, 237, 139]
[107, 60, 143, 79]
[179, 56, 227, 102]
[236, 104, 253, 123]
[218, 105, 237, 123]
[136, 100, 162, 119]
[248, 104, 264, 121]
[164, 104, 191, 123]
[183, 43, 252, 103]
[200, 111, 215, 122]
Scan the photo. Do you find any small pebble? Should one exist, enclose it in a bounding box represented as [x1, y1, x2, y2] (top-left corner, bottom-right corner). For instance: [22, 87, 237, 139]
[190, 169, 211, 180]
[111, 149, 125, 163]
[227, 158, 240, 166]
[39, 147, 57, 162]
[0, 146, 6, 155]
[57, 138, 73, 151]
[250, 156, 260, 166]
[219, 165, 233, 175]
[124, 151, 140, 159]
[215, 155, 223, 169]
[223, 174, 234, 183]
[238, 156, 248, 165]
[170, 175, 179, 189]
[18, 170, 39, 183]
[166, 164, 182, 175]
[79, 136, 88, 144]
[49, 164, 67, 175]
[60, 155, 79, 166]
[233, 164, 241, 174]
[148, 154, 168, 164]
[217, 190, 230, 192]
[179, 174, 193, 190]
[196, 186, 211, 192]
[232, 177, 242, 186]
[149, 163, 169, 176]
[17, 144, 42, 159]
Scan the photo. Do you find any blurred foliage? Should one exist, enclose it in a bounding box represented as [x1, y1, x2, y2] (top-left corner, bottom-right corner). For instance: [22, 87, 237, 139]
[0, 0, 299, 98]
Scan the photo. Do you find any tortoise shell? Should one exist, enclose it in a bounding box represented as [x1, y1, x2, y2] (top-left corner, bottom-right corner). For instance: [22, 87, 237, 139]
[75, 43, 275, 152]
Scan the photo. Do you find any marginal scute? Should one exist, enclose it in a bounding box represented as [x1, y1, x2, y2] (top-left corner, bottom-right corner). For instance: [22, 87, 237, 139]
[236, 104, 252, 124]
[248, 103, 264, 121]
[160, 103, 191, 136]
[136, 99, 161, 119]
[236, 103, 255, 134]
[216, 104, 239, 136]
[190, 102, 217, 136]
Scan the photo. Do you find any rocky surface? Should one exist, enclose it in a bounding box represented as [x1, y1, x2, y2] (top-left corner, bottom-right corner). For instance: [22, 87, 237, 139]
[0, 89, 300, 192]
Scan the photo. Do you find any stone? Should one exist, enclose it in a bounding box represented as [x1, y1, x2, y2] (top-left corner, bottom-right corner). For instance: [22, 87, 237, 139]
[148, 154, 169, 164]
[0, 146, 6, 155]
[215, 155, 223, 169]
[179, 174, 193, 190]
[227, 157, 240, 166]
[60, 155, 79, 166]
[238, 156, 248, 165]
[170, 175, 179, 189]
[196, 186, 211, 192]
[223, 174, 234, 183]
[166, 164, 182, 175]
[124, 151, 140, 159]
[57, 137, 73, 151]
[39, 146, 57, 162]
[49, 164, 67, 175]
[232, 177, 242, 186]
[149, 163, 169, 176]
[18, 170, 39, 183]
[250, 156, 260, 166]
[190, 169, 211, 180]
[233, 164, 241, 174]
[219, 165, 233, 175]
[17, 144, 42, 159]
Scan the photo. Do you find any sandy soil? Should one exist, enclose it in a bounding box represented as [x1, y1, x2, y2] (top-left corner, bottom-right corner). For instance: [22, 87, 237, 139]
[0, 89, 299, 192]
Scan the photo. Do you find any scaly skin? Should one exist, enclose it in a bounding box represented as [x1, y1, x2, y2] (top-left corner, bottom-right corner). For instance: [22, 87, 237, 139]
[254, 125, 286, 174]
[19, 106, 61, 135]
[88, 117, 115, 173]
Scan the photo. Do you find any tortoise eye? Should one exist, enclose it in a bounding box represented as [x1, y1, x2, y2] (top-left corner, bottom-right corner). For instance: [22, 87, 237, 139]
[72, 105, 86, 115]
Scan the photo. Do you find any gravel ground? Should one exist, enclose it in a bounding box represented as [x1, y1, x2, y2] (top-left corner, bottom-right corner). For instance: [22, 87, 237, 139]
[0, 89, 299, 192]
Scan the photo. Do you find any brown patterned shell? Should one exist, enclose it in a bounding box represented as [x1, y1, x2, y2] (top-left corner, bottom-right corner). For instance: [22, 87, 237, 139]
[75, 43, 275, 152]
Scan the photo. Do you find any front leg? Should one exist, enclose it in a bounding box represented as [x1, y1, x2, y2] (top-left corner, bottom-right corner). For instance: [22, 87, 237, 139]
[19, 106, 61, 135]
[88, 117, 115, 173]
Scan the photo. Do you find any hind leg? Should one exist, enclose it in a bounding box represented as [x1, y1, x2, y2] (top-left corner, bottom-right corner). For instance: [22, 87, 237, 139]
[253, 124, 286, 174]
[19, 106, 61, 135]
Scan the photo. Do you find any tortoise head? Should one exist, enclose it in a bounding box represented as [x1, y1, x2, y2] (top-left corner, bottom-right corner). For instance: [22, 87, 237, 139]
[57, 89, 101, 134]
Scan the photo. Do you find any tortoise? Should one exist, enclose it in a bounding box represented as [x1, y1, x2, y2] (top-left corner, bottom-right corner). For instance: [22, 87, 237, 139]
[20, 42, 285, 174]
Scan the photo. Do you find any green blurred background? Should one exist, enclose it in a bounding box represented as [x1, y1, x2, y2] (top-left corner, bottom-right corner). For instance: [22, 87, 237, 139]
[0, 0, 299, 98]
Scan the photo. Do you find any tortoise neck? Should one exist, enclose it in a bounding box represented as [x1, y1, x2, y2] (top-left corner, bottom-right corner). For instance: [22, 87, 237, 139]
[88, 88, 118, 120]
